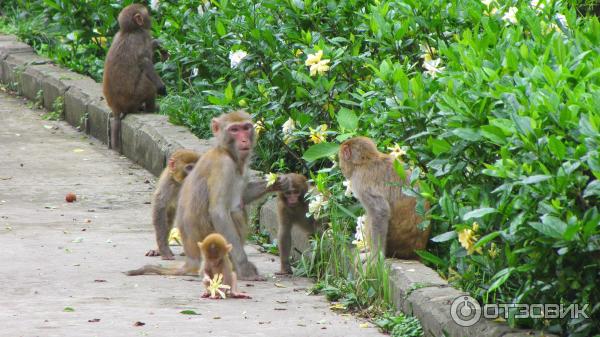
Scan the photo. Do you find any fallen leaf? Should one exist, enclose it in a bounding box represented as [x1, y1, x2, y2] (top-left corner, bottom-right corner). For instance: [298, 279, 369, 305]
[180, 310, 201, 315]
[276, 300, 288, 304]
[245, 284, 254, 287]
[359, 323, 369, 328]
[71, 237, 83, 243]
[258, 321, 271, 325]
[44, 205, 57, 209]
[213, 316, 221, 320]
[317, 319, 327, 324]
[274, 283, 286, 288]
[43, 125, 53, 129]
[330, 303, 347, 310]
[88, 318, 100, 323]
[64, 248, 72, 253]
[274, 308, 287, 311]
[105, 239, 113, 243]
[94, 279, 107, 283]
[0, 176, 12, 180]
[63, 307, 75, 312]
[5, 226, 12, 231]
[73, 149, 84, 153]
[297, 323, 306, 327]
[134, 321, 145, 326]
[84, 219, 92, 223]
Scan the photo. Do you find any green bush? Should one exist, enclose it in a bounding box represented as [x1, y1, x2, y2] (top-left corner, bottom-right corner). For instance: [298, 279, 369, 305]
[1, 0, 599, 335]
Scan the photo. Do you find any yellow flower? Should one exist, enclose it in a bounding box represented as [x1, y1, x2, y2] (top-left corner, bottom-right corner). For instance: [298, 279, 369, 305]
[488, 242, 499, 259]
[305, 50, 324, 66]
[295, 49, 304, 57]
[206, 273, 231, 299]
[457, 222, 482, 255]
[309, 124, 328, 144]
[419, 44, 437, 62]
[168, 227, 182, 246]
[92, 36, 107, 48]
[265, 172, 278, 187]
[423, 58, 445, 78]
[255, 120, 265, 135]
[388, 143, 406, 160]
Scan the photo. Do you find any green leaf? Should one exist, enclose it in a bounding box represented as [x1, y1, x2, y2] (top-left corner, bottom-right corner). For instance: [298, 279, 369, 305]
[480, 125, 507, 145]
[215, 20, 226, 37]
[430, 231, 456, 243]
[452, 128, 481, 141]
[428, 138, 451, 155]
[548, 136, 566, 160]
[519, 175, 552, 185]
[583, 180, 600, 198]
[487, 268, 514, 293]
[180, 310, 201, 315]
[415, 250, 447, 268]
[63, 307, 75, 312]
[472, 231, 501, 250]
[393, 159, 406, 180]
[303, 143, 340, 162]
[224, 82, 233, 103]
[529, 215, 567, 239]
[463, 207, 497, 220]
[337, 108, 358, 131]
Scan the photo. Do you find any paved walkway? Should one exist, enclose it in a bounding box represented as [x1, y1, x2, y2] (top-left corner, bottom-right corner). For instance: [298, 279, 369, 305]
[0, 91, 383, 337]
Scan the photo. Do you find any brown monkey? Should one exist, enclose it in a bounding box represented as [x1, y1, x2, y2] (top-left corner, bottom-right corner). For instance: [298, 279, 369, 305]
[339, 136, 430, 258]
[199, 233, 250, 299]
[146, 149, 200, 260]
[276, 173, 317, 275]
[103, 4, 166, 151]
[127, 110, 279, 280]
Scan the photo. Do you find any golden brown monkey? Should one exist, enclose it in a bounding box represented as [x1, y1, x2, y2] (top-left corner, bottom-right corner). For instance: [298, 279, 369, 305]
[103, 4, 166, 151]
[275, 173, 317, 275]
[127, 110, 280, 280]
[146, 149, 200, 260]
[339, 136, 430, 258]
[199, 233, 251, 299]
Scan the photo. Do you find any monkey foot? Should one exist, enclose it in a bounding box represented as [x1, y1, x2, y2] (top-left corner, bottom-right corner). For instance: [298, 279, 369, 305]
[231, 293, 252, 299]
[274, 270, 293, 276]
[145, 249, 161, 257]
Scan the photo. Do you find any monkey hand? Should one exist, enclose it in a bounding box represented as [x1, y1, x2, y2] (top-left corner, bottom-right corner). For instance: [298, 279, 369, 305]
[237, 262, 266, 281]
[157, 85, 167, 96]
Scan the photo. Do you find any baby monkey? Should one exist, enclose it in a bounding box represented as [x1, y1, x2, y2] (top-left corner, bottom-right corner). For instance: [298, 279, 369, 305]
[146, 149, 200, 260]
[276, 173, 317, 275]
[199, 233, 250, 299]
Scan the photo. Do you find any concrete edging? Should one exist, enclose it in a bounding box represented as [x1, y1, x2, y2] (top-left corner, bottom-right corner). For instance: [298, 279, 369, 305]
[0, 34, 558, 337]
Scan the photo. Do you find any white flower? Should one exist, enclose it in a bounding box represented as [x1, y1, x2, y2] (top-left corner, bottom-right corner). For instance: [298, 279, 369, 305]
[190, 67, 199, 77]
[502, 7, 518, 25]
[423, 58, 445, 78]
[66, 32, 76, 41]
[305, 50, 324, 66]
[282, 117, 295, 135]
[555, 13, 568, 28]
[419, 44, 437, 62]
[530, 0, 545, 11]
[291, 0, 304, 9]
[481, 0, 493, 7]
[198, 4, 204, 15]
[305, 50, 331, 77]
[388, 144, 406, 160]
[307, 194, 327, 218]
[342, 180, 353, 197]
[229, 50, 248, 69]
[150, 0, 160, 11]
[352, 215, 367, 249]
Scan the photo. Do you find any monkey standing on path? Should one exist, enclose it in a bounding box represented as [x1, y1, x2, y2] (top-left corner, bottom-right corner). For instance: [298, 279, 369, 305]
[275, 173, 317, 275]
[199, 233, 251, 299]
[146, 149, 200, 260]
[127, 110, 280, 280]
[103, 4, 166, 151]
[339, 136, 430, 258]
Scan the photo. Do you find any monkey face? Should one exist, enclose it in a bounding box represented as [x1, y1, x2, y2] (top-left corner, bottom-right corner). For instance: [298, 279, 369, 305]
[284, 189, 302, 206]
[227, 122, 254, 156]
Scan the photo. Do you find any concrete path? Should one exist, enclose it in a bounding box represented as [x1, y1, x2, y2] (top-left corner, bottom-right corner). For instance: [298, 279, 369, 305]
[0, 91, 383, 337]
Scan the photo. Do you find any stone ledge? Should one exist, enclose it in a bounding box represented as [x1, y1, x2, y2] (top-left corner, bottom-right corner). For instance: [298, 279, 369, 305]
[0, 33, 559, 337]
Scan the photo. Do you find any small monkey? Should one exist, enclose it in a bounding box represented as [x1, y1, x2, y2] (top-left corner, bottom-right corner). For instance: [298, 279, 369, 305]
[146, 149, 200, 260]
[127, 111, 281, 280]
[276, 173, 317, 275]
[103, 4, 167, 151]
[199, 233, 250, 299]
[339, 136, 430, 259]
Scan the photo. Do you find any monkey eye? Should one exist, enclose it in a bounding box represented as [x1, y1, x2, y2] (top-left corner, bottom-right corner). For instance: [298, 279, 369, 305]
[242, 124, 252, 131]
[229, 126, 240, 133]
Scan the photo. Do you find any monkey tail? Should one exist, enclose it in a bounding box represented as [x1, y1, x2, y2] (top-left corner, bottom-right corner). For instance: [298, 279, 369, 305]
[125, 264, 189, 276]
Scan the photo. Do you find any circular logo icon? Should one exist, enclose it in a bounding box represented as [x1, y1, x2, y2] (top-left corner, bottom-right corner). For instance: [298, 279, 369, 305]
[450, 295, 481, 327]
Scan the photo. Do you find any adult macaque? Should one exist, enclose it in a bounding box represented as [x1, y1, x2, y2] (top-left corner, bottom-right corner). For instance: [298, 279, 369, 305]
[199, 233, 250, 299]
[103, 4, 166, 151]
[339, 136, 430, 258]
[146, 149, 200, 260]
[127, 110, 278, 280]
[276, 173, 317, 275]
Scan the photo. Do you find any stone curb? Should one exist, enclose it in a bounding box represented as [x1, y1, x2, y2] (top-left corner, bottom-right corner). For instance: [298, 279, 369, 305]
[0, 34, 558, 337]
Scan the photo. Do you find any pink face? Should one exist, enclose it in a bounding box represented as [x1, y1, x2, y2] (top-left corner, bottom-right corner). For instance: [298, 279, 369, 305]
[227, 122, 254, 154]
[284, 190, 301, 205]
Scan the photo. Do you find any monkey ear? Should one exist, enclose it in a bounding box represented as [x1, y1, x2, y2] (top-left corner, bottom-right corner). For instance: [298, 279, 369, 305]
[133, 13, 144, 27]
[167, 158, 176, 172]
[197, 241, 203, 249]
[211, 118, 220, 135]
[226, 243, 233, 253]
[341, 146, 352, 161]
